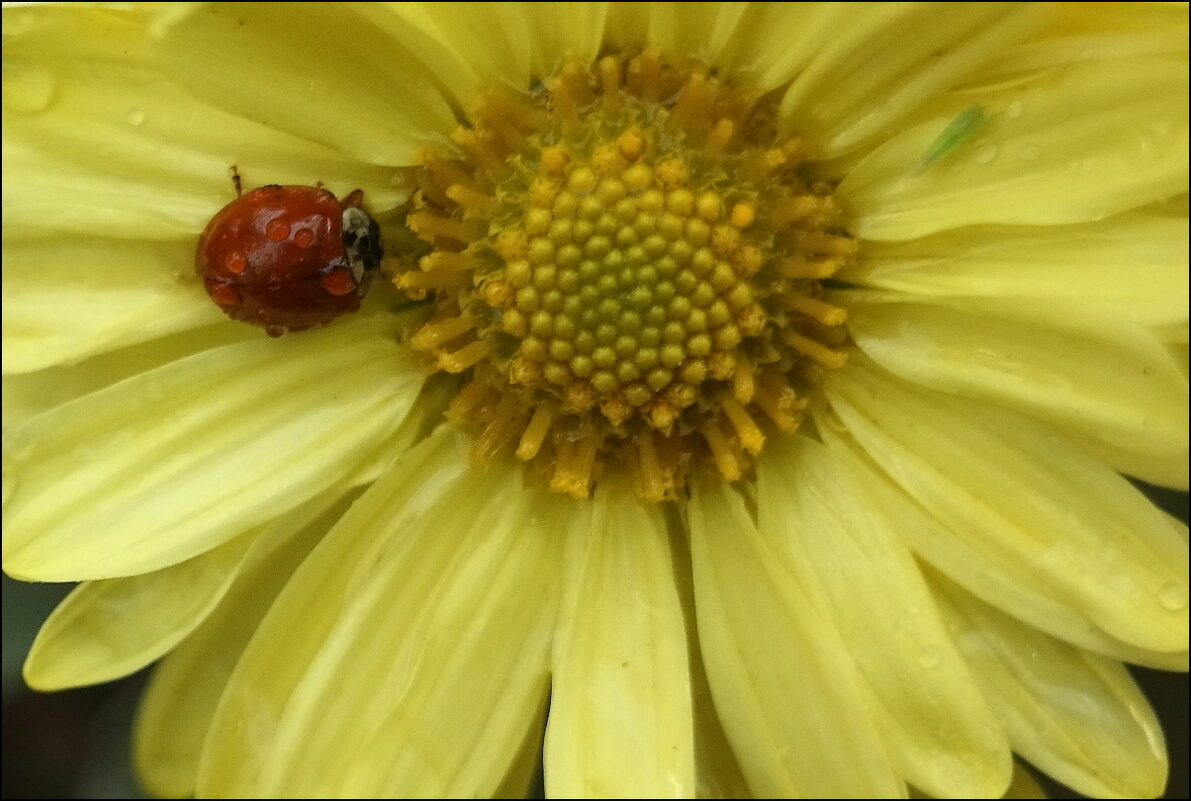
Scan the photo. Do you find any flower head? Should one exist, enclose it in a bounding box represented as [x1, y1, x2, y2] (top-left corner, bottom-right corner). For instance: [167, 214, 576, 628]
[3, 3, 1188, 798]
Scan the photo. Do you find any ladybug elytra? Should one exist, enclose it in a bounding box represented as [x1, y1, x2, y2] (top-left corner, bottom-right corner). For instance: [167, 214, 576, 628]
[195, 170, 383, 336]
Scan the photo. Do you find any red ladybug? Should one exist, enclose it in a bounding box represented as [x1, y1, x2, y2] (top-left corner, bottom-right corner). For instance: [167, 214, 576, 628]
[195, 169, 383, 336]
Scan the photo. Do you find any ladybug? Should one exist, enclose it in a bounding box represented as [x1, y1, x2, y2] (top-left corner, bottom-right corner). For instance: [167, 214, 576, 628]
[195, 168, 383, 336]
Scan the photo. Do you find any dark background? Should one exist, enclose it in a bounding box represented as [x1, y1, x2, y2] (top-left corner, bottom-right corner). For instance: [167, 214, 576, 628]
[3, 484, 1187, 799]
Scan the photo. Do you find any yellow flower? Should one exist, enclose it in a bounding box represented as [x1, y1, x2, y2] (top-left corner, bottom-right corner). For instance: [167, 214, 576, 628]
[3, 2, 1188, 798]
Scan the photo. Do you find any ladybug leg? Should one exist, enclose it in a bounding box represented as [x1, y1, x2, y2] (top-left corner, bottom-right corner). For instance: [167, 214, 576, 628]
[230, 165, 243, 197]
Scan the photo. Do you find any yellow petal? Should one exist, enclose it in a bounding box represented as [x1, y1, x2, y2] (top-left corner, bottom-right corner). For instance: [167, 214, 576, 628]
[781, 3, 1048, 157]
[2, 315, 422, 581]
[134, 490, 348, 798]
[198, 429, 567, 797]
[493, 694, 549, 800]
[522, 2, 607, 81]
[933, 574, 1168, 799]
[688, 470, 904, 798]
[2, 237, 226, 373]
[820, 418, 1188, 673]
[969, 2, 1188, 83]
[545, 471, 695, 798]
[23, 534, 251, 692]
[149, 3, 457, 166]
[606, 1, 835, 91]
[1074, 434, 1189, 491]
[2, 324, 254, 427]
[844, 212, 1189, 333]
[758, 435, 1011, 798]
[641, 2, 751, 68]
[826, 361, 1189, 654]
[841, 298, 1188, 462]
[2, 5, 406, 243]
[372, 3, 533, 102]
[841, 57, 1188, 240]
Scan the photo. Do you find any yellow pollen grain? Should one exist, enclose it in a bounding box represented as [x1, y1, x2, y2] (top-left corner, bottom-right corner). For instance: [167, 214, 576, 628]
[617, 129, 647, 162]
[729, 202, 755, 229]
[539, 145, 570, 175]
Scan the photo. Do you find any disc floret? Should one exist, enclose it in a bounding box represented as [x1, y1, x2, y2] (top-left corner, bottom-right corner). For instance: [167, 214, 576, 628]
[394, 51, 856, 502]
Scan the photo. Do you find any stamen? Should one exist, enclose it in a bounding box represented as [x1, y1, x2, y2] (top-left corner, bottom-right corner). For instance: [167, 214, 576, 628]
[421, 250, 481, 273]
[549, 430, 601, 498]
[720, 397, 765, 454]
[446, 184, 498, 215]
[411, 315, 474, 350]
[438, 340, 491, 373]
[754, 375, 803, 433]
[732, 354, 756, 404]
[786, 295, 848, 326]
[635, 433, 667, 503]
[406, 210, 475, 244]
[447, 377, 496, 421]
[784, 332, 849, 369]
[547, 77, 582, 132]
[560, 62, 595, 108]
[701, 421, 742, 481]
[516, 406, 555, 460]
[671, 71, 713, 132]
[452, 129, 508, 179]
[799, 231, 859, 257]
[628, 48, 662, 103]
[420, 149, 481, 192]
[779, 257, 843, 279]
[471, 394, 523, 465]
[705, 118, 735, 154]
[599, 56, 622, 112]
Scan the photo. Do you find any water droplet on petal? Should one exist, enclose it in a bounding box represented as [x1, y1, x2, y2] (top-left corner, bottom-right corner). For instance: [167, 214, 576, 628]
[1006, 99, 1023, 119]
[2, 62, 57, 114]
[1158, 581, 1188, 612]
[126, 108, 146, 126]
[1017, 141, 1041, 161]
[970, 141, 999, 165]
[917, 644, 942, 669]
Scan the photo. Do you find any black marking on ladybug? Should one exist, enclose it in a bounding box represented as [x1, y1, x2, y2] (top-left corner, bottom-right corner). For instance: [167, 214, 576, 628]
[342, 206, 384, 285]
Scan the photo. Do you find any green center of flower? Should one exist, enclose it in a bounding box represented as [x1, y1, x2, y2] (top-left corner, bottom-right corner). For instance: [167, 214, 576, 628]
[394, 51, 856, 501]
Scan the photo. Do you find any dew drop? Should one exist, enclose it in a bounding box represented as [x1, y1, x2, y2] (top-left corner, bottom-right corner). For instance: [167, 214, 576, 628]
[917, 644, 942, 669]
[126, 108, 146, 126]
[1016, 141, 1042, 161]
[265, 217, 291, 241]
[970, 141, 999, 165]
[2, 62, 57, 114]
[1005, 99, 1023, 119]
[1158, 581, 1188, 612]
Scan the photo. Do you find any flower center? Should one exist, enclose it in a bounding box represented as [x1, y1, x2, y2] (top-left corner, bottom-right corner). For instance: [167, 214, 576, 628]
[394, 51, 856, 502]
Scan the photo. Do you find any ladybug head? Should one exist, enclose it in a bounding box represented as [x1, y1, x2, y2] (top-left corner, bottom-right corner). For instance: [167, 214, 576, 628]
[341, 206, 383, 286]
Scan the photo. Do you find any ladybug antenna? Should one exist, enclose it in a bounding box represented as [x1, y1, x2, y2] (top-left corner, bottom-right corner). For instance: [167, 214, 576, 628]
[229, 165, 243, 198]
